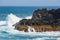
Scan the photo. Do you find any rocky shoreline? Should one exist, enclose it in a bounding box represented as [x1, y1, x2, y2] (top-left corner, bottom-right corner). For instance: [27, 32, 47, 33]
[13, 8, 60, 32]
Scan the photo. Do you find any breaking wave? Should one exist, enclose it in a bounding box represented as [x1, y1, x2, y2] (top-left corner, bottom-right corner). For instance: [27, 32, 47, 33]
[0, 13, 60, 40]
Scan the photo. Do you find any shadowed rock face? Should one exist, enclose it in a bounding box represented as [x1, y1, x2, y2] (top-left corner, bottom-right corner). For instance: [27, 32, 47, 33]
[14, 8, 60, 32]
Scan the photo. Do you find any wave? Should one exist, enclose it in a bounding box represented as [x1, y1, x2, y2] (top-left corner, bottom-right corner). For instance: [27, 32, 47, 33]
[0, 13, 60, 40]
[0, 13, 60, 34]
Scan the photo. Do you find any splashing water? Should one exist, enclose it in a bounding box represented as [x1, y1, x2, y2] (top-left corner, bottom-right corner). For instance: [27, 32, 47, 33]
[27, 26, 35, 32]
[0, 13, 60, 40]
[25, 16, 32, 19]
[6, 13, 22, 34]
[0, 13, 22, 34]
[7, 13, 22, 26]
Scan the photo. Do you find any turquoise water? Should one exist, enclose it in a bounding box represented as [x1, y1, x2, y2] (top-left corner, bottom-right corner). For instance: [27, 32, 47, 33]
[0, 6, 60, 20]
[0, 6, 60, 40]
[0, 31, 59, 40]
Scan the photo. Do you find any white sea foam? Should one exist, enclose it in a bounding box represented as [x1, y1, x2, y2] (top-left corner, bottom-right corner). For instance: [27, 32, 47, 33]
[6, 13, 22, 34]
[0, 13, 22, 34]
[25, 16, 32, 19]
[57, 38, 60, 40]
[0, 21, 6, 25]
[0, 13, 60, 39]
[28, 26, 35, 32]
[6, 13, 22, 25]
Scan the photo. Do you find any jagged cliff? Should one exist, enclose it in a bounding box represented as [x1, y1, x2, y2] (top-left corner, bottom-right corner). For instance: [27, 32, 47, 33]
[13, 8, 60, 32]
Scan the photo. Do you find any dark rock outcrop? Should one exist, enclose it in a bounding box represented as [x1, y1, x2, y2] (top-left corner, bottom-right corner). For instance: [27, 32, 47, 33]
[18, 8, 60, 26]
[14, 8, 60, 32]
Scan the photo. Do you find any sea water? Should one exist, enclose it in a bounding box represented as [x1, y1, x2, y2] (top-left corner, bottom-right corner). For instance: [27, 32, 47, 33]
[0, 6, 60, 40]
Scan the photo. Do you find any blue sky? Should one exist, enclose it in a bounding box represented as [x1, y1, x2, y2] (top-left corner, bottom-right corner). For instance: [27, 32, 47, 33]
[0, 0, 60, 6]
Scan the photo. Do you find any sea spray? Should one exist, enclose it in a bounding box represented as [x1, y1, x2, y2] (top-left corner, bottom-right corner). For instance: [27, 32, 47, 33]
[4, 13, 22, 34]
[27, 26, 35, 32]
[25, 16, 32, 19]
[0, 13, 60, 40]
[0, 21, 6, 25]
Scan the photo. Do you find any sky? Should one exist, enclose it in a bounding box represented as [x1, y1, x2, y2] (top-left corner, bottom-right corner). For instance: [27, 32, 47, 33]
[0, 0, 60, 6]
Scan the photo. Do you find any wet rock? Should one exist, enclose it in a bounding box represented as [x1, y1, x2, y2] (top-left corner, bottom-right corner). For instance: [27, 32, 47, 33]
[14, 8, 60, 32]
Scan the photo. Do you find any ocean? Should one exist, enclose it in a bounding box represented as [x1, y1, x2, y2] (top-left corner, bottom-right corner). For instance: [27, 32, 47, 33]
[0, 6, 60, 40]
[0, 6, 60, 20]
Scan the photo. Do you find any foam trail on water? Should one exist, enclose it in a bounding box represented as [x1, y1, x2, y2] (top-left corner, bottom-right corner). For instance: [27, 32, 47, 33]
[0, 21, 8, 31]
